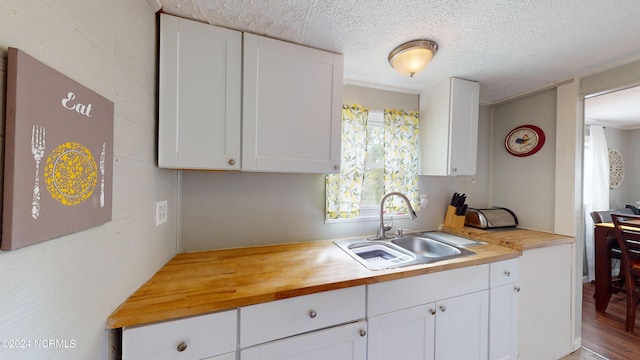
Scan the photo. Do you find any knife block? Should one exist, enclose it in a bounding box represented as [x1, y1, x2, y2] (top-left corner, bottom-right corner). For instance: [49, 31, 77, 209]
[444, 205, 466, 228]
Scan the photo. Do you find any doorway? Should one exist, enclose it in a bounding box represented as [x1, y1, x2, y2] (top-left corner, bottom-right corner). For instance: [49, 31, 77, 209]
[580, 85, 640, 358]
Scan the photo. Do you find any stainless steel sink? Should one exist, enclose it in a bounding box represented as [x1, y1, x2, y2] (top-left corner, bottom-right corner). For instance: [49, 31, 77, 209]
[392, 236, 473, 259]
[392, 236, 461, 257]
[335, 232, 476, 271]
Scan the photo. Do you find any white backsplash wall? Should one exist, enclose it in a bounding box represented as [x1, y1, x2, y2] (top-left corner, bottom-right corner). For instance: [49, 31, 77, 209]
[180, 106, 491, 251]
[0, 1, 178, 359]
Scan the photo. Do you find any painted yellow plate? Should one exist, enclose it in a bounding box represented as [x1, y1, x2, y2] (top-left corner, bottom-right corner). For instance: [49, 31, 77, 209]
[44, 142, 98, 206]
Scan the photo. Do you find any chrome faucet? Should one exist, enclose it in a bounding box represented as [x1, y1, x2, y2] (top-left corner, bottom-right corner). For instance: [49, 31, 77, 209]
[368, 192, 418, 240]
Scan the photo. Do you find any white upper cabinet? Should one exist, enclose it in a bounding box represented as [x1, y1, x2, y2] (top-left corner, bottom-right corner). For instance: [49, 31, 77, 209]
[158, 14, 242, 170]
[419, 77, 479, 176]
[242, 33, 343, 173]
[158, 15, 343, 173]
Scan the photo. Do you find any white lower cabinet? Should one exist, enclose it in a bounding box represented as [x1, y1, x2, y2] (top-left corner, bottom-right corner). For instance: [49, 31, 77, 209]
[434, 290, 489, 360]
[518, 244, 573, 360]
[121, 310, 237, 360]
[368, 292, 489, 360]
[367, 264, 490, 360]
[240, 320, 367, 360]
[368, 305, 434, 360]
[121, 260, 522, 360]
[240, 286, 366, 360]
[489, 259, 520, 360]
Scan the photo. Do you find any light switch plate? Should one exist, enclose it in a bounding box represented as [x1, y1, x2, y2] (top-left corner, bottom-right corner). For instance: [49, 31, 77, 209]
[155, 200, 168, 226]
[420, 194, 428, 208]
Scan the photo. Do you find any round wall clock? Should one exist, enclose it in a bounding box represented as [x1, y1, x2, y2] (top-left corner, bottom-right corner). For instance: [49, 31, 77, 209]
[609, 148, 624, 189]
[504, 125, 546, 157]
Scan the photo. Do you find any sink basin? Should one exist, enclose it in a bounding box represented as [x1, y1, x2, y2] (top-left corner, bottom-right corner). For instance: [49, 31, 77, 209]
[334, 233, 475, 271]
[335, 240, 417, 271]
[392, 236, 462, 258]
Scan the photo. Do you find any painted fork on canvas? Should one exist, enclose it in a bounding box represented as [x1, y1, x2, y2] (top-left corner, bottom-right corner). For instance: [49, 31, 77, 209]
[31, 125, 45, 219]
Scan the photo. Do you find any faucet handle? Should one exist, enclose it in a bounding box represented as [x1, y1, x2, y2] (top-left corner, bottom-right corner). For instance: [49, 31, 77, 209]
[397, 228, 404, 237]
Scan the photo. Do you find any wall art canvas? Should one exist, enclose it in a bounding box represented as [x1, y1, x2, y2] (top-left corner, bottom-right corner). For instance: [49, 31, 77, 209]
[1, 48, 114, 251]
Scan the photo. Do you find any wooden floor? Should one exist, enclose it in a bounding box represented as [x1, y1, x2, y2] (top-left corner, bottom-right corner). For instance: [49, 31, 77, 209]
[582, 282, 640, 360]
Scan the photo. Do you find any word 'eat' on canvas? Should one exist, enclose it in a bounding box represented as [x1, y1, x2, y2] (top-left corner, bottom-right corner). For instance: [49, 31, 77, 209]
[61, 91, 92, 117]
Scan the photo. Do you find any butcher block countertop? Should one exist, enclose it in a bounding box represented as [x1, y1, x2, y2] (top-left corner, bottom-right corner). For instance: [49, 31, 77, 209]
[107, 228, 573, 329]
[441, 226, 575, 251]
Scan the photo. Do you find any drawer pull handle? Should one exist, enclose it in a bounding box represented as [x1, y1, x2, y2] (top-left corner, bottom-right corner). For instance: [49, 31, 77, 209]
[309, 310, 317, 319]
[359, 329, 367, 337]
[504, 270, 511, 276]
[176, 341, 187, 352]
[514, 286, 521, 292]
[439, 305, 446, 312]
[228, 159, 236, 166]
[429, 308, 436, 315]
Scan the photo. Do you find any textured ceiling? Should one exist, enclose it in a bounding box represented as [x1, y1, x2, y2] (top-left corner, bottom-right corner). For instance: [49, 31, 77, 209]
[585, 86, 640, 129]
[154, 0, 640, 105]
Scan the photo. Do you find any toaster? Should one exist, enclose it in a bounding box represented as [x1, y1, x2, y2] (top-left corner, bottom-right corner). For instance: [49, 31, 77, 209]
[464, 207, 518, 229]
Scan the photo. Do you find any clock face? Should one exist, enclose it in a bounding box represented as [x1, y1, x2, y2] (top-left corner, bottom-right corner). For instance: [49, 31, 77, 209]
[505, 125, 545, 157]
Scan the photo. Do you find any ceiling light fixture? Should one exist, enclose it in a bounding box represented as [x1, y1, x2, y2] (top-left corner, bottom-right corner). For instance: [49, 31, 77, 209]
[388, 39, 438, 77]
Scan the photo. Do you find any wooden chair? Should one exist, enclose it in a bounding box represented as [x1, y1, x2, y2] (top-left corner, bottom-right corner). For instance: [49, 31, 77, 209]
[611, 213, 640, 333]
[590, 208, 634, 294]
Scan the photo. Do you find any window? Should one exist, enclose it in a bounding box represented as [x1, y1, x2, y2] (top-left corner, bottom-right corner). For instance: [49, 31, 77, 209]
[326, 106, 420, 222]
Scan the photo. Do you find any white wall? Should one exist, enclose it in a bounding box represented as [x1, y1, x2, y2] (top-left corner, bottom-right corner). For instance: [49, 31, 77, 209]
[180, 95, 491, 251]
[593, 127, 640, 210]
[491, 89, 557, 231]
[0, 1, 178, 359]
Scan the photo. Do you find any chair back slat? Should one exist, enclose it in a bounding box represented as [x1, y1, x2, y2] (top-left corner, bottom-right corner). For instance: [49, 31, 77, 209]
[611, 213, 640, 263]
[611, 212, 640, 333]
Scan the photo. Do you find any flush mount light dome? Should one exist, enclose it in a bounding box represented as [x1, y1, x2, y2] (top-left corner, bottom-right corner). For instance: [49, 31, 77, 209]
[388, 39, 438, 77]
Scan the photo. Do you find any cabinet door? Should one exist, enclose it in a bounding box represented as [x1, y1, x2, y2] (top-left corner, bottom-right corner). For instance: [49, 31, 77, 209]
[518, 244, 573, 360]
[489, 284, 519, 360]
[419, 77, 479, 176]
[435, 290, 488, 360]
[158, 14, 241, 169]
[240, 321, 367, 360]
[242, 33, 343, 173]
[368, 305, 435, 360]
[447, 77, 479, 175]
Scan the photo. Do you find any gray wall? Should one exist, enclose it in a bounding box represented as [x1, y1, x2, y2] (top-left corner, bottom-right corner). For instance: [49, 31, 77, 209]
[603, 127, 640, 210]
[604, 127, 627, 209]
[0, 2, 179, 358]
[628, 129, 640, 206]
[491, 89, 557, 231]
[180, 87, 491, 251]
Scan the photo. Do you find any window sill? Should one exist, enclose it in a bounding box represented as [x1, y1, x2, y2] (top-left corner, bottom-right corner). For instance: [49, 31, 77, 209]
[325, 213, 411, 224]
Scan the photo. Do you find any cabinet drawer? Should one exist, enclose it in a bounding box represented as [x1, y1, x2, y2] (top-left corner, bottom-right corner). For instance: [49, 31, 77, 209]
[122, 310, 237, 360]
[240, 286, 365, 348]
[368, 264, 489, 317]
[490, 258, 519, 288]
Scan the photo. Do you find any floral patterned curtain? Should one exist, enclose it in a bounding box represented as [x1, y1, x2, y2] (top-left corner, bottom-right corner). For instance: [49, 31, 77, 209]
[383, 109, 420, 213]
[326, 104, 369, 219]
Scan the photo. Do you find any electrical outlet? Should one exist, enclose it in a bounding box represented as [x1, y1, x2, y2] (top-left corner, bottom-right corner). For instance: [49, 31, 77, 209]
[155, 200, 168, 226]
